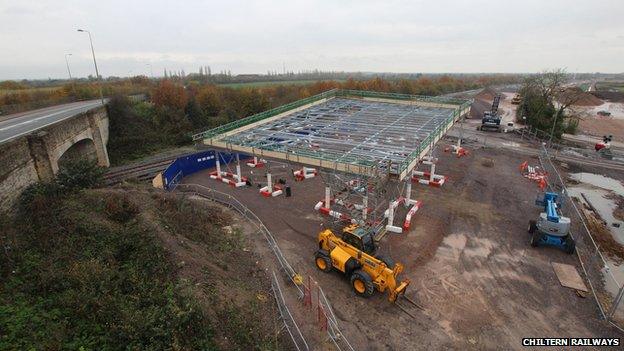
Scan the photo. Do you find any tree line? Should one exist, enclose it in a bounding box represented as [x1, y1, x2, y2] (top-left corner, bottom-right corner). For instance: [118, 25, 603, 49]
[105, 74, 518, 165]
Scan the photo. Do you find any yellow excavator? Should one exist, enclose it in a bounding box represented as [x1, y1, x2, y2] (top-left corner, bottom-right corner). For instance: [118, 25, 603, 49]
[315, 224, 419, 311]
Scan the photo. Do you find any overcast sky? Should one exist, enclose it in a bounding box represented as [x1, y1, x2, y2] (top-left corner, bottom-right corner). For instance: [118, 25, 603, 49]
[0, 0, 623, 80]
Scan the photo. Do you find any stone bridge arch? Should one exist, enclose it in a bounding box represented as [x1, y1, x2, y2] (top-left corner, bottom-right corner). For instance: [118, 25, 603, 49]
[26, 107, 110, 180]
[56, 137, 99, 170]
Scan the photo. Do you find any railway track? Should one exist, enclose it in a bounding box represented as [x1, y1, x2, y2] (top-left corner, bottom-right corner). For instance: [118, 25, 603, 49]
[104, 158, 174, 185]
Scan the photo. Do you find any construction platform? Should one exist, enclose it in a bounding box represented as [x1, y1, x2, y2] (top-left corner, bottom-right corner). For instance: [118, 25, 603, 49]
[193, 89, 471, 180]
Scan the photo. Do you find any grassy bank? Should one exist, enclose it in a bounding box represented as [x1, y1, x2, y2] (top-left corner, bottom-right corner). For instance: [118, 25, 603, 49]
[0, 178, 281, 350]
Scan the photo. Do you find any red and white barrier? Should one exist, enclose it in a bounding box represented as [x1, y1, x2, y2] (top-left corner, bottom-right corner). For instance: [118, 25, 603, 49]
[314, 186, 367, 224]
[208, 158, 247, 187]
[293, 167, 318, 181]
[384, 196, 422, 233]
[412, 159, 447, 187]
[445, 144, 469, 157]
[519, 161, 548, 190]
[318, 207, 358, 224]
[412, 171, 447, 187]
[246, 156, 266, 168]
[403, 200, 422, 231]
[259, 172, 283, 197]
[260, 185, 283, 197]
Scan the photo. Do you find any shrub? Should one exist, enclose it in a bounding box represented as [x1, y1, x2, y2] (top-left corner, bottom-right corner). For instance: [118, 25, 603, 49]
[56, 159, 105, 190]
[104, 193, 140, 223]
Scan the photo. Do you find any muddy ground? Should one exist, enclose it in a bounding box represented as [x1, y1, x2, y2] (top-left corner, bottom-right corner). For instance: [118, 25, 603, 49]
[182, 139, 620, 350]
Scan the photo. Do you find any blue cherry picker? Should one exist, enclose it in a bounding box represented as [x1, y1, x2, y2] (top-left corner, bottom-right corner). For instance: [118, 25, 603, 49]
[528, 192, 576, 254]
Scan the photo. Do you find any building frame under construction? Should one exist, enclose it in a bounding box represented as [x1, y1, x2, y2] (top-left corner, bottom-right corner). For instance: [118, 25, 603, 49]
[193, 89, 471, 181]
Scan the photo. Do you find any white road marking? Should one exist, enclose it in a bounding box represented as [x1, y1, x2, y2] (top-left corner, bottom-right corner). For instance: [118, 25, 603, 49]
[0, 101, 103, 143]
[0, 103, 101, 131]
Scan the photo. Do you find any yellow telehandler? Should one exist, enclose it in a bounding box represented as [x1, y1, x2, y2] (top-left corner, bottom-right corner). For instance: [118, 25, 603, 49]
[315, 224, 415, 306]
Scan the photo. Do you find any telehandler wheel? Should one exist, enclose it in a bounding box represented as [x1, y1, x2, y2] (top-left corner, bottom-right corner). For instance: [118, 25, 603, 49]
[314, 250, 332, 273]
[350, 269, 374, 297]
[564, 236, 576, 255]
[528, 220, 537, 234]
[376, 255, 395, 269]
[530, 231, 540, 247]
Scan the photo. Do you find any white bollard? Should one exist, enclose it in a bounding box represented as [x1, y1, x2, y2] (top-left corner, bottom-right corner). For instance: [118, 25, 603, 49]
[325, 187, 331, 210]
[430, 163, 436, 182]
[216, 157, 221, 176]
[387, 200, 394, 226]
[267, 172, 272, 190]
[236, 154, 241, 180]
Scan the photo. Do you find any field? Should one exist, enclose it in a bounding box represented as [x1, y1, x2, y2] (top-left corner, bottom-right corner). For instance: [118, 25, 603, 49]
[218, 79, 345, 89]
[0, 86, 62, 96]
[596, 81, 624, 93]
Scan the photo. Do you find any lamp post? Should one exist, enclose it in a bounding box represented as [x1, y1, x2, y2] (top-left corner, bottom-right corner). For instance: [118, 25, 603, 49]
[77, 28, 104, 104]
[64, 53, 73, 80]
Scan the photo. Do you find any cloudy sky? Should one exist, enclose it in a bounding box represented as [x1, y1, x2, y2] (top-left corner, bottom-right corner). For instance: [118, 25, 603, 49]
[0, 0, 622, 80]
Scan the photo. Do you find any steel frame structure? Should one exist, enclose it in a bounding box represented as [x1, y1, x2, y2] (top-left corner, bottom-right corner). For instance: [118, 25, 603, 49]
[194, 89, 471, 180]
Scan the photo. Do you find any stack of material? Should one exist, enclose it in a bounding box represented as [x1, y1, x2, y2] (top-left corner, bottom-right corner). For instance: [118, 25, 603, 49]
[519, 161, 548, 190]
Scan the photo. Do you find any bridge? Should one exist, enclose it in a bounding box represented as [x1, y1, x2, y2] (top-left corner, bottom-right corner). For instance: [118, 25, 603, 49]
[0, 100, 109, 209]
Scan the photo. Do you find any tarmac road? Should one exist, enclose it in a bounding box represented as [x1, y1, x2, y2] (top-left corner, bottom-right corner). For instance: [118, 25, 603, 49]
[0, 99, 105, 144]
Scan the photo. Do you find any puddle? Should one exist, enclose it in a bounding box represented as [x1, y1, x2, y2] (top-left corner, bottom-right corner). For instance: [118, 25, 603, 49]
[568, 172, 624, 299]
[603, 259, 624, 297]
[566, 187, 624, 244]
[569, 173, 624, 195]
[501, 141, 520, 148]
[561, 149, 588, 159]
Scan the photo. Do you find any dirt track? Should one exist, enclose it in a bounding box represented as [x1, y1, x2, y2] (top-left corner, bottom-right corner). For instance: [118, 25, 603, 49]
[182, 140, 619, 350]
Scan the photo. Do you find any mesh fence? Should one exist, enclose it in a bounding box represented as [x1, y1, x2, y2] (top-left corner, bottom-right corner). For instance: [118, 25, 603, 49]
[538, 145, 624, 329]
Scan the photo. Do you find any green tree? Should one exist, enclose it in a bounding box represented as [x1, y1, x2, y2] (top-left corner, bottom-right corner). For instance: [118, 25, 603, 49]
[516, 69, 582, 140]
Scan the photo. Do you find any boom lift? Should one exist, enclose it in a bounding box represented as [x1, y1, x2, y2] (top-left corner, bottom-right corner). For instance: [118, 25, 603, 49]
[528, 192, 575, 254]
[314, 225, 422, 315]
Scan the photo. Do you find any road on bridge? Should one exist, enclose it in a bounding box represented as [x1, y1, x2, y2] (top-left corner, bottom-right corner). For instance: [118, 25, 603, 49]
[0, 100, 105, 144]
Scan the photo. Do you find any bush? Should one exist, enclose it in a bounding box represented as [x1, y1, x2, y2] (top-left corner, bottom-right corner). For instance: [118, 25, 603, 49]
[17, 181, 62, 216]
[104, 193, 140, 223]
[56, 159, 105, 190]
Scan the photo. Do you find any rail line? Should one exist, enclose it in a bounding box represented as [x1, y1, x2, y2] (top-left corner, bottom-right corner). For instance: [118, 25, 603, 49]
[104, 158, 174, 185]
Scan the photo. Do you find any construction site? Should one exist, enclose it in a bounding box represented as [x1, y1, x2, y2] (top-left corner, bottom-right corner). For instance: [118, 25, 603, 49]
[148, 88, 624, 349]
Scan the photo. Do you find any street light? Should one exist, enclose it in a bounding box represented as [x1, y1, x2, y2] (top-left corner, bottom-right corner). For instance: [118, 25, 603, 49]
[64, 53, 73, 80]
[77, 28, 104, 104]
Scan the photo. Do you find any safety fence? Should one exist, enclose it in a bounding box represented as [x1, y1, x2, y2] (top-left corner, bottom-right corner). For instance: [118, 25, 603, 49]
[174, 183, 356, 350]
[192, 89, 338, 141]
[271, 271, 309, 351]
[538, 145, 624, 331]
[303, 276, 355, 351]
